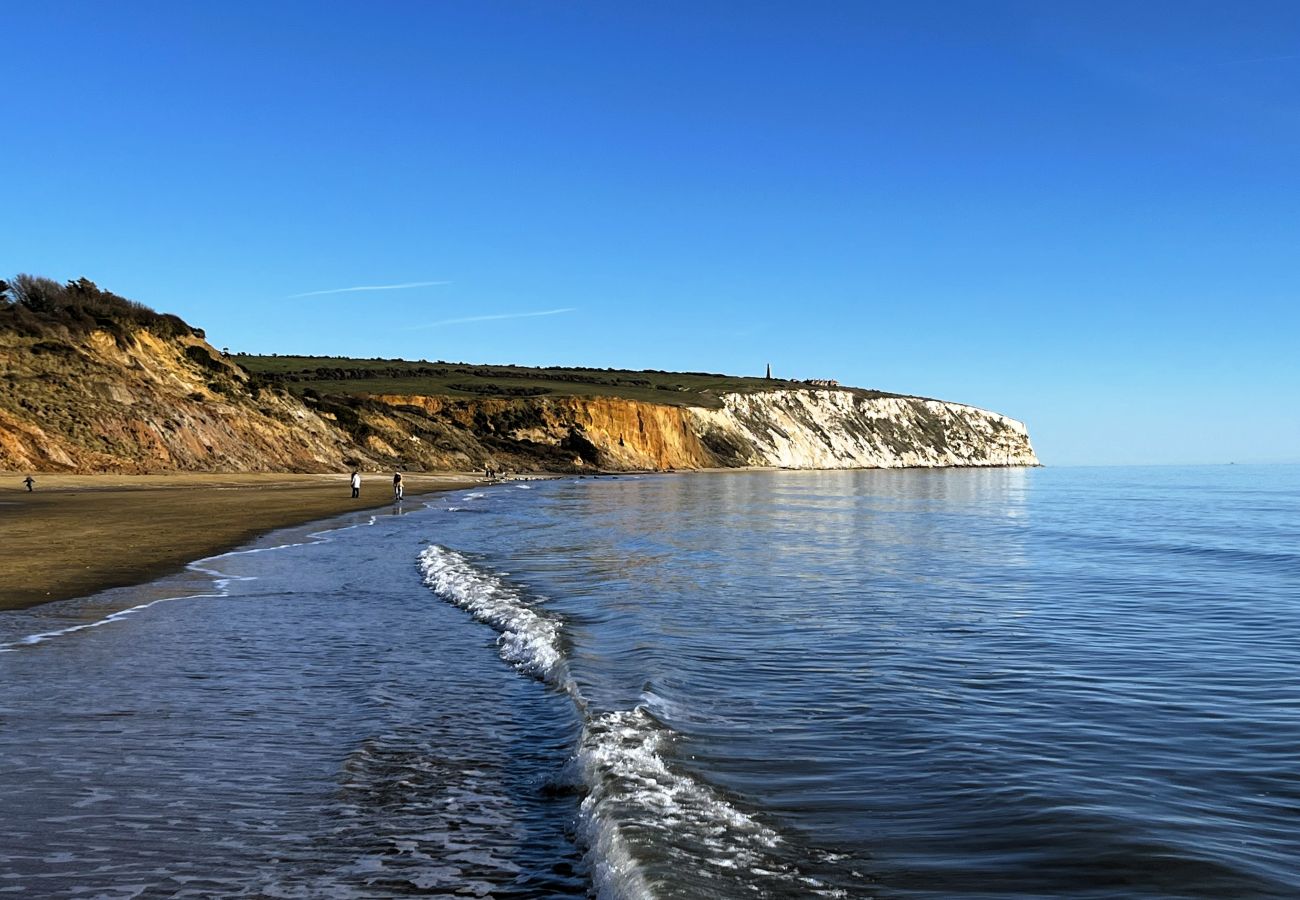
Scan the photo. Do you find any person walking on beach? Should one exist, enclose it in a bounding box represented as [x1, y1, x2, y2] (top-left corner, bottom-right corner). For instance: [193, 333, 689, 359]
[392, 471, 403, 501]
[350, 471, 361, 498]
[23, 475, 34, 492]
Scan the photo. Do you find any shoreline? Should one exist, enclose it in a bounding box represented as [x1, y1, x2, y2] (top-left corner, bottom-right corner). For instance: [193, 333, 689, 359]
[1, 465, 1039, 612]
[0, 472, 484, 611]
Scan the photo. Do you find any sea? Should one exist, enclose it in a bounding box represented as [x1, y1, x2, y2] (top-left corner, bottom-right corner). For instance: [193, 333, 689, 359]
[2, 465, 1298, 899]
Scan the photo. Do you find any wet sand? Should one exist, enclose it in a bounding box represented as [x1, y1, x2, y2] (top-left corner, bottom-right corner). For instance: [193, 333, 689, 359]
[0, 473, 483, 611]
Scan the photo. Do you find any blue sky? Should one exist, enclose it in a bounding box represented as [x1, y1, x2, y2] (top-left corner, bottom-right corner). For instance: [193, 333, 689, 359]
[4, 1, 1298, 466]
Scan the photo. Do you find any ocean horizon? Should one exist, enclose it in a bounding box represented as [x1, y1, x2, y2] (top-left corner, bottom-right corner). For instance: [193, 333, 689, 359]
[3, 464, 1298, 897]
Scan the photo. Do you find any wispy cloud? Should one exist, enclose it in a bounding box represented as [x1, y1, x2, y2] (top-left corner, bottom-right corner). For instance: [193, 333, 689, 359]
[287, 280, 452, 299]
[411, 308, 577, 329]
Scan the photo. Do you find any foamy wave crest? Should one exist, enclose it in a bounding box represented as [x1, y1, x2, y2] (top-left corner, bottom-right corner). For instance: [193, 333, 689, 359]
[418, 548, 845, 897]
[417, 545, 563, 681]
[578, 707, 846, 899]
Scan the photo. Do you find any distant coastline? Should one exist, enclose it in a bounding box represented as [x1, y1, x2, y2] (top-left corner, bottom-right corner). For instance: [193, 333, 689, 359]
[1, 276, 1038, 476]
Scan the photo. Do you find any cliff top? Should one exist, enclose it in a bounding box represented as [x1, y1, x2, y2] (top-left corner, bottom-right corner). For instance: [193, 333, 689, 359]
[0, 273, 906, 409]
[235, 354, 908, 409]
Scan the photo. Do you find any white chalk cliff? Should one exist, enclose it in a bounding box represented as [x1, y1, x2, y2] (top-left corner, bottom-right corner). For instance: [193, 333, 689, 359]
[687, 390, 1039, 469]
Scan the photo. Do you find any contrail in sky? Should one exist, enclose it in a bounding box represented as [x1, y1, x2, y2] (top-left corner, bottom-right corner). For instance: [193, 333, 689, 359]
[287, 280, 452, 299]
[412, 308, 577, 329]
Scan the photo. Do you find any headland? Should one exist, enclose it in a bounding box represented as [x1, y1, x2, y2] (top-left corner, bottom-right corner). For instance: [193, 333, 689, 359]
[1, 274, 1040, 609]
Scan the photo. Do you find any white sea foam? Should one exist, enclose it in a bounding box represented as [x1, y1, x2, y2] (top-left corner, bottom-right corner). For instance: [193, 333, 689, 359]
[415, 546, 845, 898]
[417, 545, 563, 681]
[577, 706, 845, 898]
[0, 593, 220, 652]
[578, 708, 776, 872]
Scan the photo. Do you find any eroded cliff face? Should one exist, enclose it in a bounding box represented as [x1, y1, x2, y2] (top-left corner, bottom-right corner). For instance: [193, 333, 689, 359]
[688, 390, 1039, 469]
[358, 390, 1038, 472]
[0, 329, 352, 472]
[1, 328, 1037, 473]
[366, 395, 715, 471]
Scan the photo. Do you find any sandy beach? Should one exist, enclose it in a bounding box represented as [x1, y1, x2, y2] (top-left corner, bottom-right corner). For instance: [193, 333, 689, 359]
[0, 472, 483, 611]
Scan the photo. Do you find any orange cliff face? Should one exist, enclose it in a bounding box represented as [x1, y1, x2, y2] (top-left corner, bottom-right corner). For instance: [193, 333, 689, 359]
[1, 325, 720, 474]
[368, 395, 718, 470]
[559, 396, 714, 470]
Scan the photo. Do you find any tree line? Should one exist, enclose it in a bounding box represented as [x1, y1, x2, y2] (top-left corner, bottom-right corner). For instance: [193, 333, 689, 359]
[0, 274, 201, 342]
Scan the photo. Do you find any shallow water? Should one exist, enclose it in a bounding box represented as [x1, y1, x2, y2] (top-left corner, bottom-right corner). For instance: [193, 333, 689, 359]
[3, 466, 1299, 897]
[0, 510, 587, 897]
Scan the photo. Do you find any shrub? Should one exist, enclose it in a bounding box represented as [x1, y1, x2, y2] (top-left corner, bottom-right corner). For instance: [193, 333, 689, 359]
[447, 382, 550, 397]
[185, 345, 225, 372]
[0, 273, 202, 340]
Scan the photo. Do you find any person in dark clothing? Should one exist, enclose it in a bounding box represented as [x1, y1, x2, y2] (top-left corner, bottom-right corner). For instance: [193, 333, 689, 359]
[392, 471, 403, 500]
[23, 475, 34, 492]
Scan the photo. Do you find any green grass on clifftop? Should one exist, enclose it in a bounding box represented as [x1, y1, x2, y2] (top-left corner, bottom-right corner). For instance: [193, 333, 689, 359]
[235, 354, 902, 408]
[0, 274, 906, 409]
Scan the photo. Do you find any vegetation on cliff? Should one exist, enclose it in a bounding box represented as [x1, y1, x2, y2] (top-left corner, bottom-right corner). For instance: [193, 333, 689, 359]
[0, 273, 902, 408]
[235, 354, 907, 408]
[0, 275, 200, 345]
[0, 274, 355, 473]
[0, 274, 1037, 474]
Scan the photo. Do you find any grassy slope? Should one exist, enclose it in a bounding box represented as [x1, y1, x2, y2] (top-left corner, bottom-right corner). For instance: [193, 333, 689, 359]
[235, 355, 905, 408]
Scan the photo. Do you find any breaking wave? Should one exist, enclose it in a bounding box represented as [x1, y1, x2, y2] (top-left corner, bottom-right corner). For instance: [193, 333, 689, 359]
[417, 545, 849, 899]
[417, 545, 564, 681]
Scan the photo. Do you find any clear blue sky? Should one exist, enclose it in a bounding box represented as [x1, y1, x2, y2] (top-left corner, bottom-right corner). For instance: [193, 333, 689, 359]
[4, 1, 1298, 466]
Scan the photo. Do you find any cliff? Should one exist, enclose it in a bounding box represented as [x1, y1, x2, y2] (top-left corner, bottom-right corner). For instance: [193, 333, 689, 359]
[690, 391, 1038, 468]
[0, 279, 1038, 473]
[357, 391, 1038, 471]
[0, 335, 1038, 474]
[0, 328, 353, 473]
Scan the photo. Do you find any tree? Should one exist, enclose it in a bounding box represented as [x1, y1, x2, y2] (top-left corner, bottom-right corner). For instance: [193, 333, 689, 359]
[65, 277, 99, 296]
[10, 274, 63, 313]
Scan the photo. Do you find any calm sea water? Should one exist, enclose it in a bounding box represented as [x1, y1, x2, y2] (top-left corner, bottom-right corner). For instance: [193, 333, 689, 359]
[2, 466, 1298, 898]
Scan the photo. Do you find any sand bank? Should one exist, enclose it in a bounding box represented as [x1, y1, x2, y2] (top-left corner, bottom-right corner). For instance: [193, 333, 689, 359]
[0, 472, 482, 611]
